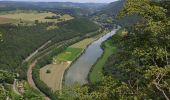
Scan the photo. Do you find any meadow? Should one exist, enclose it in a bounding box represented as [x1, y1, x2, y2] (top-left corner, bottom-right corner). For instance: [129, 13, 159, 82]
[70, 38, 94, 48]
[0, 10, 73, 24]
[53, 48, 83, 62]
[40, 62, 71, 91]
[0, 17, 18, 24]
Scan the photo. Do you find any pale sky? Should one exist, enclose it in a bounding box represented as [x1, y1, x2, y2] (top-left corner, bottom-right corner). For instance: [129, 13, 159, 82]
[0, 0, 118, 3]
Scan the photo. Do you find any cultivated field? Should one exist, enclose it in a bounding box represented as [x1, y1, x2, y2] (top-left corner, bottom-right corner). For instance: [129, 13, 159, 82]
[53, 48, 83, 62]
[40, 61, 71, 91]
[70, 30, 108, 49]
[70, 38, 95, 48]
[0, 17, 18, 24]
[0, 10, 73, 24]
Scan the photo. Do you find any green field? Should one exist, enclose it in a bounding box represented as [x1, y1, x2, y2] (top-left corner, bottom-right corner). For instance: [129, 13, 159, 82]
[70, 38, 95, 49]
[53, 48, 83, 62]
[89, 40, 116, 83]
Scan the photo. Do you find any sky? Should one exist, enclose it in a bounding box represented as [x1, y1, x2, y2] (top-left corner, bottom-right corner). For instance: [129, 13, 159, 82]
[1, 0, 118, 3]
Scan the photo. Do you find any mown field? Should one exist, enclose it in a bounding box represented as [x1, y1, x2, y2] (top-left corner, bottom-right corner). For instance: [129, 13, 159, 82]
[70, 38, 94, 48]
[70, 29, 108, 49]
[0, 10, 73, 24]
[40, 62, 71, 91]
[53, 48, 83, 62]
[0, 17, 18, 24]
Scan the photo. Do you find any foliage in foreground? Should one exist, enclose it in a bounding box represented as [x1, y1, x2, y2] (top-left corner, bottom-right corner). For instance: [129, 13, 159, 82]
[58, 0, 170, 100]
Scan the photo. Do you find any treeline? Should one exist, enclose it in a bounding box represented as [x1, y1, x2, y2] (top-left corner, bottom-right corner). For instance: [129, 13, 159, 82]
[0, 17, 99, 79]
[45, 15, 60, 19]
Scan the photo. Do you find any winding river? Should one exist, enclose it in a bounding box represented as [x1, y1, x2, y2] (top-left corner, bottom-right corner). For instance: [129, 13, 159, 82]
[64, 28, 119, 85]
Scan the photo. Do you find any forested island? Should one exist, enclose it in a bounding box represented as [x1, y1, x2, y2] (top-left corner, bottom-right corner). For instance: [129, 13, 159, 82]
[0, 0, 170, 100]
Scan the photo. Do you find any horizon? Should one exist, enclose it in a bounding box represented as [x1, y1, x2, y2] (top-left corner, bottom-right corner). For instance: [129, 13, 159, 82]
[0, 0, 118, 3]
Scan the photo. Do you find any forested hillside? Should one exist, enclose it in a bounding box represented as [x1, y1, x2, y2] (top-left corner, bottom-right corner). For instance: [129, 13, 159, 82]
[0, 17, 99, 78]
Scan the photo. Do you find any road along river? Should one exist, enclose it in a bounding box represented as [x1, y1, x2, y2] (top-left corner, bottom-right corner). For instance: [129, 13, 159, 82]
[64, 28, 119, 85]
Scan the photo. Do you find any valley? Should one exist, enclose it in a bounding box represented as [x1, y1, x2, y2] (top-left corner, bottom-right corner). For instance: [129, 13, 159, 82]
[0, 0, 170, 100]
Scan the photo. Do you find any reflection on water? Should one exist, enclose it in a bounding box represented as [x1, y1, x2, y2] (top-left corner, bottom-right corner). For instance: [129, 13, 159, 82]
[64, 29, 118, 85]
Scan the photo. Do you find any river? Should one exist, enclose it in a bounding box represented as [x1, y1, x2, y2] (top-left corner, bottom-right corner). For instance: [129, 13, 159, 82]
[64, 29, 119, 85]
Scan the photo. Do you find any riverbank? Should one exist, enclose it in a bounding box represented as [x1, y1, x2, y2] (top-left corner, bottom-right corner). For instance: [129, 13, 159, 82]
[64, 29, 118, 85]
[88, 28, 126, 83]
[89, 39, 117, 83]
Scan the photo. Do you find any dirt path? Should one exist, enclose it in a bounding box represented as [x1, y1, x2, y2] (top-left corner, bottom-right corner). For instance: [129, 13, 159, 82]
[27, 60, 51, 100]
[13, 79, 21, 95]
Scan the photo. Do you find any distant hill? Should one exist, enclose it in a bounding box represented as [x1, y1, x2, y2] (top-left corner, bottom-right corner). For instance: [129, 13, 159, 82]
[93, 0, 139, 27]
[0, 1, 106, 10]
[98, 0, 124, 17]
[0, 1, 106, 16]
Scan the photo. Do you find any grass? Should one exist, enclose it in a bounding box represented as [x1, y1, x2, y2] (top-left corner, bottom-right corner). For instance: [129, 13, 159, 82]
[70, 38, 95, 49]
[70, 29, 108, 49]
[40, 62, 71, 91]
[0, 10, 73, 24]
[89, 40, 116, 83]
[0, 17, 18, 24]
[46, 25, 59, 30]
[54, 48, 83, 62]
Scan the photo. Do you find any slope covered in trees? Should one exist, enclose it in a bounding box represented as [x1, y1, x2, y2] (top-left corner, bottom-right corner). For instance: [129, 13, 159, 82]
[0, 17, 99, 79]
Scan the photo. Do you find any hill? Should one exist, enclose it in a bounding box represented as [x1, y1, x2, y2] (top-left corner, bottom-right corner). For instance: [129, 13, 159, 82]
[92, 0, 139, 27]
[0, 1, 106, 16]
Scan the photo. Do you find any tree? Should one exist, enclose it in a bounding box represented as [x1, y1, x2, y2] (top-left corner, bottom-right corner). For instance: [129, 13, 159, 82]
[35, 20, 39, 24]
[58, 2, 170, 98]
[0, 32, 2, 42]
[118, 0, 170, 99]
